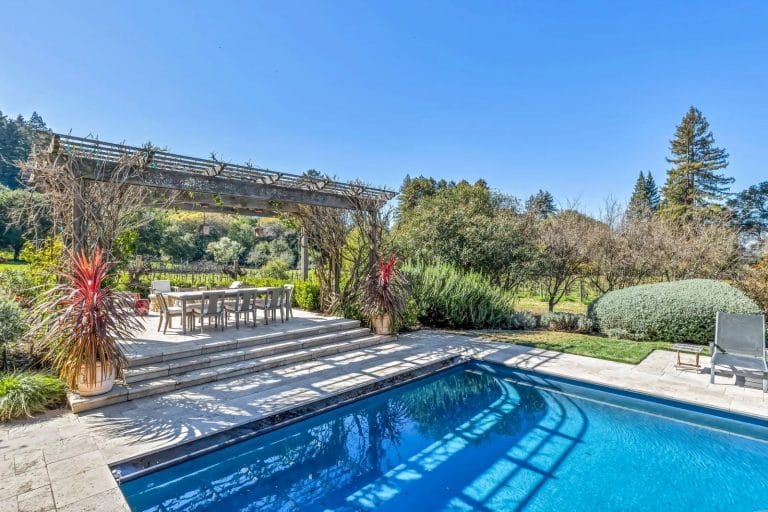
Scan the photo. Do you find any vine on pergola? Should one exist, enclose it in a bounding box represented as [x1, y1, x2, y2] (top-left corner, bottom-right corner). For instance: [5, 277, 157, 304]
[295, 189, 388, 315]
[17, 138, 178, 257]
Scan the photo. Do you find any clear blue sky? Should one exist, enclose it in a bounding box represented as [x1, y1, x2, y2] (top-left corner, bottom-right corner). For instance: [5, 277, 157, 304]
[1, 1, 766, 213]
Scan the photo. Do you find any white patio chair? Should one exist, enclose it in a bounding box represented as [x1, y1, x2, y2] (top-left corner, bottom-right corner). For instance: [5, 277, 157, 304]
[710, 312, 767, 393]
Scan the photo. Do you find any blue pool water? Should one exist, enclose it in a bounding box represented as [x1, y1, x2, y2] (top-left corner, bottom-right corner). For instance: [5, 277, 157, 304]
[121, 362, 768, 511]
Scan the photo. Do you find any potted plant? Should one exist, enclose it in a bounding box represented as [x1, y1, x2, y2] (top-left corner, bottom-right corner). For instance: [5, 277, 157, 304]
[31, 249, 140, 396]
[361, 253, 410, 335]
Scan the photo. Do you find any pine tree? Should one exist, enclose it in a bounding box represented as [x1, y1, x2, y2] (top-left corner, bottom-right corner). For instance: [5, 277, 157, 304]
[27, 112, 47, 132]
[525, 190, 557, 219]
[627, 171, 651, 217]
[661, 106, 732, 219]
[644, 172, 660, 210]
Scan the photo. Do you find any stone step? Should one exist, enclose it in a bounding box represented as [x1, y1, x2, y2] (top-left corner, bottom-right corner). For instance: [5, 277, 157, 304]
[69, 333, 395, 413]
[124, 327, 373, 384]
[125, 319, 361, 367]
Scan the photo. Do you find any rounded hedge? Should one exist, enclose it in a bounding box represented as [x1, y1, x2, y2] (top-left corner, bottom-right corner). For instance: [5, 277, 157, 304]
[589, 279, 762, 343]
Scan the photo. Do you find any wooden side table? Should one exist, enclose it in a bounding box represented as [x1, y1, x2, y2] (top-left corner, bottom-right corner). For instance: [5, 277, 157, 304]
[672, 343, 704, 371]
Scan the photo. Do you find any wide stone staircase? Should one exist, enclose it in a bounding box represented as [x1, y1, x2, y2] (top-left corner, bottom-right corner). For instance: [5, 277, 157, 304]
[69, 319, 394, 413]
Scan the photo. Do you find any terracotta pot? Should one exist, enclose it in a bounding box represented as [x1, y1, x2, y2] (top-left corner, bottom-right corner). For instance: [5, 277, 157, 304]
[371, 314, 393, 335]
[77, 363, 116, 396]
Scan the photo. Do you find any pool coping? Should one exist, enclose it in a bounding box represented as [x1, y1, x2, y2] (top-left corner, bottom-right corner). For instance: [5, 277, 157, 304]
[110, 354, 467, 483]
[112, 354, 768, 486]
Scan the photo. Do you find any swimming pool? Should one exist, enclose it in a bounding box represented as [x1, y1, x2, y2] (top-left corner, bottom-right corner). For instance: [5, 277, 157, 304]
[120, 361, 768, 511]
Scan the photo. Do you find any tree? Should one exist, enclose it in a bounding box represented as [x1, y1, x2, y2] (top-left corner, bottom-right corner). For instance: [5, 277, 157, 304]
[627, 172, 651, 218]
[645, 172, 660, 210]
[0, 186, 51, 259]
[395, 180, 537, 290]
[739, 255, 768, 312]
[535, 210, 591, 311]
[728, 181, 768, 240]
[525, 190, 557, 219]
[627, 171, 661, 218]
[206, 237, 243, 264]
[397, 175, 449, 218]
[661, 106, 732, 219]
[0, 110, 48, 189]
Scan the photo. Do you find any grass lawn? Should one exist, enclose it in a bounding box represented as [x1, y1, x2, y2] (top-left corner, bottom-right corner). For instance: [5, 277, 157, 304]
[479, 330, 679, 364]
[514, 297, 587, 315]
[0, 261, 29, 272]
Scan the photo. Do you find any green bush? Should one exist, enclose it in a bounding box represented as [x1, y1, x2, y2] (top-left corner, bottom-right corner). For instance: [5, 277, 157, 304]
[0, 269, 41, 304]
[509, 311, 538, 330]
[403, 262, 514, 329]
[0, 298, 25, 370]
[0, 372, 65, 421]
[589, 279, 762, 343]
[260, 259, 290, 280]
[293, 280, 321, 311]
[541, 312, 593, 333]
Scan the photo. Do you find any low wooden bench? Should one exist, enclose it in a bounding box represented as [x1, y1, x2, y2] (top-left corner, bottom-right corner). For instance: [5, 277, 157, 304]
[672, 343, 704, 371]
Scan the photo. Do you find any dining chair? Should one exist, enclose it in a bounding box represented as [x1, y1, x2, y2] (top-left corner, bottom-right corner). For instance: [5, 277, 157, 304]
[282, 284, 295, 320]
[224, 290, 256, 329]
[189, 291, 225, 332]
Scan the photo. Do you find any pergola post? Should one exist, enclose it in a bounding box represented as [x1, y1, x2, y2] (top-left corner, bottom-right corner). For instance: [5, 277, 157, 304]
[299, 226, 309, 280]
[71, 182, 87, 253]
[369, 211, 379, 272]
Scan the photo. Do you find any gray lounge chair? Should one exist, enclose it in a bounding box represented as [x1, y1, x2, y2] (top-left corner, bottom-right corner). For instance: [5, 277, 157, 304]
[710, 312, 767, 393]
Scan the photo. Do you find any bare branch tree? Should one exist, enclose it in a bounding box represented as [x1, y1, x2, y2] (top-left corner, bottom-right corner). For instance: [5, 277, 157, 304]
[15, 136, 178, 258]
[294, 183, 388, 315]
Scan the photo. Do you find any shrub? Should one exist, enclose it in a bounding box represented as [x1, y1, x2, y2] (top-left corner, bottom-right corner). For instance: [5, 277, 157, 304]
[0, 372, 65, 421]
[403, 262, 514, 329]
[293, 280, 321, 311]
[260, 259, 290, 280]
[509, 311, 538, 330]
[541, 312, 593, 333]
[589, 279, 762, 343]
[0, 269, 40, 304]
[0, 298, 26, 370]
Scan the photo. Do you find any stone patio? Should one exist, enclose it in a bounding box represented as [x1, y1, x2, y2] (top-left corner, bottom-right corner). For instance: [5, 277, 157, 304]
[1, 330, 765, 511]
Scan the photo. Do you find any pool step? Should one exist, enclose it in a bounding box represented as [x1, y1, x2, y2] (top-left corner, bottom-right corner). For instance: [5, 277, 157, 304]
[69, 327, 395, 413]
[123, 327, 373, 384]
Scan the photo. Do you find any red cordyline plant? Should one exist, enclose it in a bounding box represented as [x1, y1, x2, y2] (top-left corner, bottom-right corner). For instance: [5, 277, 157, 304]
[361, 253, 410, 326]
[30, 248, 140, 389]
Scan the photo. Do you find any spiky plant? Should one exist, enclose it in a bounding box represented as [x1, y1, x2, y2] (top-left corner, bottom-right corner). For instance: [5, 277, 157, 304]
[30, 249, 140, 389]
[0, 372, 65, 420]
[360, 254, 410, 328]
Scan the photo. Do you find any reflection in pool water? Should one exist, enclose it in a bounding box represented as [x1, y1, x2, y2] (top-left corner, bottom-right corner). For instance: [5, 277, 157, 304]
[121, 363, 768, 511]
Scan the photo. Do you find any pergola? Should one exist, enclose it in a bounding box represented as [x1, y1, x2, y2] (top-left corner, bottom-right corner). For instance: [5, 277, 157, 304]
[45, 133, 395, 277]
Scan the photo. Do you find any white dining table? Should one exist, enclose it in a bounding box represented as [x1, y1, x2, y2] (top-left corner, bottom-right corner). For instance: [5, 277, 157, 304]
[164, 287, 271, 334]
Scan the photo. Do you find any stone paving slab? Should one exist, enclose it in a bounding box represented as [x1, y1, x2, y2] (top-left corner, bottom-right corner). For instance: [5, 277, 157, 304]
[1, 329, 765, 510]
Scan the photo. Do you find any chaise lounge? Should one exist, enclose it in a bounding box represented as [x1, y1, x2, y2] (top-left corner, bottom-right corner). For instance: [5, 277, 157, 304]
[710, 312, 768, 393]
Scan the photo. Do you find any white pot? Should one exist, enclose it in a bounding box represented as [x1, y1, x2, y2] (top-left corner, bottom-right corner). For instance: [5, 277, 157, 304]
[77, 363, 116, 396]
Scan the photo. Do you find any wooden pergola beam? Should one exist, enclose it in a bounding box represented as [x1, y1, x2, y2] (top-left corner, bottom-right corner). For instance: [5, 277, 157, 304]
[78, 161, 371, 211]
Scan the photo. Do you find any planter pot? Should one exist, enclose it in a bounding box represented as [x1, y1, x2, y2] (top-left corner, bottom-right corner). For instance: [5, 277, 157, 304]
[135, 299, 150, 316]
[77, 363, 116, 396]
[371, 314, 393, 335]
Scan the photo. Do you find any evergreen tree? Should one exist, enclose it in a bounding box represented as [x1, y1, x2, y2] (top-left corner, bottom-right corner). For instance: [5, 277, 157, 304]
[627, 171, 651, 217]
[727, 181, 768, 239]
[644, 172, 660, 210]
[661, 106, 732, 219]
[0, 110, 47, 189]
[525, 189, 557, 219]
